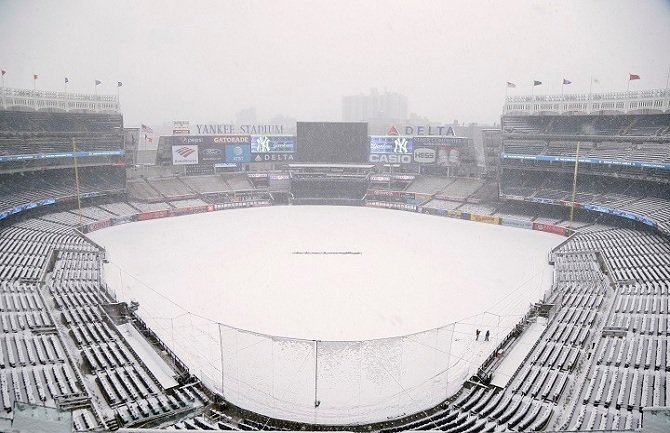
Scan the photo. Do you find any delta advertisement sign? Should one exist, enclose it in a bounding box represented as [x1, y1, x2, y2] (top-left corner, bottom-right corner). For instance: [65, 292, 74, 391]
[386, 124, 457, 137]
[251, 135, 296, 162]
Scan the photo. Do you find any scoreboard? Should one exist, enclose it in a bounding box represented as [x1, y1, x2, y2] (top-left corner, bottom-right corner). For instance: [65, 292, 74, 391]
[296, 122, 368, 163]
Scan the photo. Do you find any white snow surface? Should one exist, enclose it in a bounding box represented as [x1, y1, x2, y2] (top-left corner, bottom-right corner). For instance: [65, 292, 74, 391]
[90, 205, 561, 424]
[93, 206, 559, 341]
[490, 318, 547, 388]
[116, 323, 179, 389]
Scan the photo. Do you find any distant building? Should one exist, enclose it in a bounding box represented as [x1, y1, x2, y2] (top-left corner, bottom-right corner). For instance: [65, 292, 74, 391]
[236, 107, 257, 125]
[342, 89, 408, 122]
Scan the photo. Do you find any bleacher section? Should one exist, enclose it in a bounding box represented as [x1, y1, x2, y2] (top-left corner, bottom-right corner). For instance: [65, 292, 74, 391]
[457, 203, 497, 215]
[0, 109, 126, 223]
[422, 199, 462, 212]
[0, 111, 124, 174]
[128, 202, 171, 212]
[500, 112, 670, 237]
[503, 139, 670, 164]
[130, 175, 260, 203]
[406, 177, 455, 194]
[0, 205, 210, 431]
[181, 175, 230, 194]
[0, 167, 125, 221]
[98, 202, 140, 217]
[146, 178, 195, 201]
[376, 224, 670, 433]
[0, 112, 123, 134]
[222, 173, 254, 191]
[126, 180, 162, 202]
[501, 170, 670, 235]
[169, 199, 209, 208]
[502, 114, 670, 138]
[439, 178, 485, 199]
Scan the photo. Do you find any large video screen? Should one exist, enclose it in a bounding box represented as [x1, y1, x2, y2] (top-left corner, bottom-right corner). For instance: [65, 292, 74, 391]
[296, 122, 368, 163]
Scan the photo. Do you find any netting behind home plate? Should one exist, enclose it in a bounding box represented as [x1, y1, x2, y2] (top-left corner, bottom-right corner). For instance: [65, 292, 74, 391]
[134, 293, 509, 425]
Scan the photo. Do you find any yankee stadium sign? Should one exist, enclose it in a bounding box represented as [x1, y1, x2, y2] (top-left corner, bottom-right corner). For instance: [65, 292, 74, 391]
[195, 124, 285, 135]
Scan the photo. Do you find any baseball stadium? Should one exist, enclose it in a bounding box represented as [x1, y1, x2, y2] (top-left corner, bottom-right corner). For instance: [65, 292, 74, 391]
[0, 85, 669, 433]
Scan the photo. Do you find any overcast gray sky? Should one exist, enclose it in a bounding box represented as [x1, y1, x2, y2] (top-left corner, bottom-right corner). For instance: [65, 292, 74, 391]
[1, 0, 669, 126]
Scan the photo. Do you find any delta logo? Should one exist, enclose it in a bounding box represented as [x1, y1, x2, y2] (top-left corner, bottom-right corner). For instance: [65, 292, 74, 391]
[176, 147, 195, 158]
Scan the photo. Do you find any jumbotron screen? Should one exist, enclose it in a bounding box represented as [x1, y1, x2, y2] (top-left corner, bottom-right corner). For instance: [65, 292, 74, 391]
[296, 122, 368, 163]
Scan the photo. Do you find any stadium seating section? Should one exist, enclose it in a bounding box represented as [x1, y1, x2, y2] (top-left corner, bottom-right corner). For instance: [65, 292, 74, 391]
[502, 114, 670, 137]
[0, 111, 126, 223]
[0, 111, 123, 156]
[1, 194, 668, 431]
[500, 113, 670, 236]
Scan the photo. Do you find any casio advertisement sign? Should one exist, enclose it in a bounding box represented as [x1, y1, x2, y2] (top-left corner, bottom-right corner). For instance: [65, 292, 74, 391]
[369, 153, 412, 164]
[413, 147, 436, 164]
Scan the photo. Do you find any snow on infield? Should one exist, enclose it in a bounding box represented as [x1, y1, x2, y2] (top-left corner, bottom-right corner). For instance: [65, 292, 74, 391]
[92, 205, 560, 341]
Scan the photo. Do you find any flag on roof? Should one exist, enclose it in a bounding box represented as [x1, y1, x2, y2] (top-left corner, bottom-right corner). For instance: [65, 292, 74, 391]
[117, 81, 123, 87]
[1, 70, 5, 76]
[64, 77, 69, 84]
[533, 80, 542, 86]
[506, 81, 516, 88]
[629, 74, 640, 80]
[33, 74, 38, 80]
[95, 80, 101, 86]
[141, 124, 154, 134]
[562, 78, 572, 85]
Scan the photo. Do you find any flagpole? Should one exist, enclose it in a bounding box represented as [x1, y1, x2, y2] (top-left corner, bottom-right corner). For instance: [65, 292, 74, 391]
[71, 137, 83, 227]
[665, 66, 670, 91]
[569, 141, 581, 225]
[588, 76, 593, 113]
[627, 76, 630, 93]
